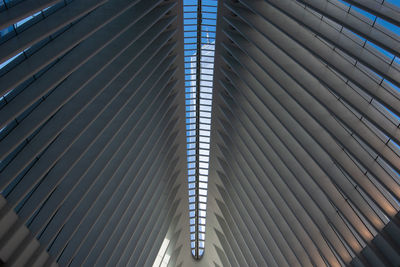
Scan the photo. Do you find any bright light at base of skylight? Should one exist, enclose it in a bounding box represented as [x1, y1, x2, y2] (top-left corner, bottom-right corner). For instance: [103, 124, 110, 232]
[153, 238, 171, 267]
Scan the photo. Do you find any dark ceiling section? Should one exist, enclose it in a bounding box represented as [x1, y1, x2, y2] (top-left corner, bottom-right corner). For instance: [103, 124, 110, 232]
[211, 0, 400, 266]
[0, 0, 184, 266]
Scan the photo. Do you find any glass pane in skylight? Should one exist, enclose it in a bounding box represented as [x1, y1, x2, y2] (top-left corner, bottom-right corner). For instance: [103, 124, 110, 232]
[199, 197, 207, 204]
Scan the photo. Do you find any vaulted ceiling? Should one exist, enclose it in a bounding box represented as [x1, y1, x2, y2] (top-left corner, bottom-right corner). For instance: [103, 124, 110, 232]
[0, 0, 399, 266]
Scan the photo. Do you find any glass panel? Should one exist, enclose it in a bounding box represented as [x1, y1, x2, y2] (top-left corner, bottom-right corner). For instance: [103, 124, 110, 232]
[199, 202, 207, 209]
[199, 249, 204, 257]
[199, 175, 208, 182]
[199, 196, 207, 203]
[199, 189, 207, 196]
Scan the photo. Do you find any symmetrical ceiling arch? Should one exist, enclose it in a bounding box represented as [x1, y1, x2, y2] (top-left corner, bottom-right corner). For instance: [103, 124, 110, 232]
[0, 0, 399, 266]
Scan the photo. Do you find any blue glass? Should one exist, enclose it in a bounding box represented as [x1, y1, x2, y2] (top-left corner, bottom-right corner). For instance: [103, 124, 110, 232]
[184, 0, 217, 260]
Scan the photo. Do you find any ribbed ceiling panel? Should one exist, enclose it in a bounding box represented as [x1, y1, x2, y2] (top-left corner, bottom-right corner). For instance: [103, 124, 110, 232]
[0, 0, 186, 266]
[210, 0, 400, 266]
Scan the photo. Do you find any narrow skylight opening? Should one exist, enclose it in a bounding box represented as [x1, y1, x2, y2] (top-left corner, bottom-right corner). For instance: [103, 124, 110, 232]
[184, 0, 217, 260]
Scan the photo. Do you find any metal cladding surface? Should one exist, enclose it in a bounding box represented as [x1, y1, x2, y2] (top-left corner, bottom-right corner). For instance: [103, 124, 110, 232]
[0, 0, 400, 266]
[211, 0, 400, 266]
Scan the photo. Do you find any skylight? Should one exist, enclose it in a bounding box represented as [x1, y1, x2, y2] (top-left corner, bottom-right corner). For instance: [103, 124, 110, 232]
[183, 0, 217, 260]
